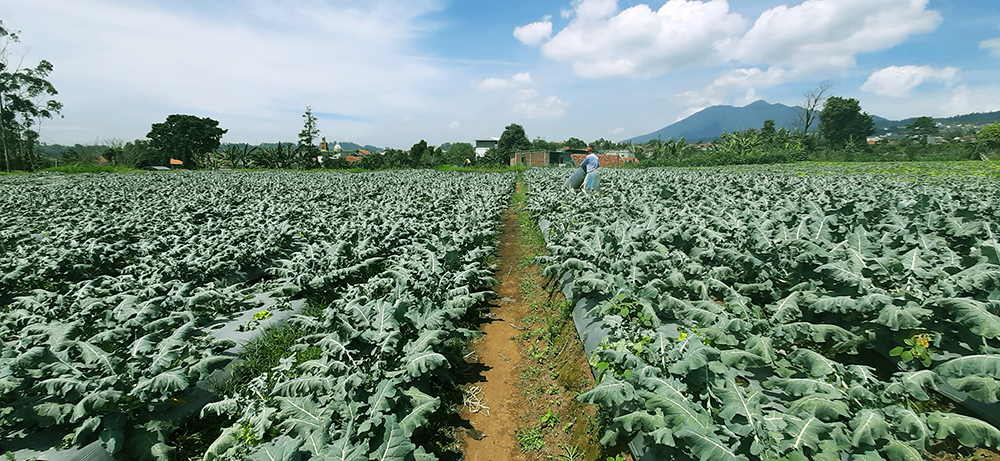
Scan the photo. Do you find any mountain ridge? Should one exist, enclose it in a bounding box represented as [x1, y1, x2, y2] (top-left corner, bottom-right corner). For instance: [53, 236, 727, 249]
[624, 100, 1000, 144]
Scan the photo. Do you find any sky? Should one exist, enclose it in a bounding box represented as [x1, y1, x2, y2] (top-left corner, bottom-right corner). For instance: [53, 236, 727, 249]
[4, 0, 1000, 149]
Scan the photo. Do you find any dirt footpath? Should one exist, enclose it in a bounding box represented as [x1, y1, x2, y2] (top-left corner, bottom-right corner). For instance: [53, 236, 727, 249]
[460, 181, 610, 461]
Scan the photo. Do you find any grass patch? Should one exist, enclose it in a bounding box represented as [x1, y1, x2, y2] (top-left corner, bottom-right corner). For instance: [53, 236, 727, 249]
[215, 323, 317, 396]
[515, 426, 546, 452]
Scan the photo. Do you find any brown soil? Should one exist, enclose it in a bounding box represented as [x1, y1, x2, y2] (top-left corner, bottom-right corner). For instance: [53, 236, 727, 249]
[459, 181, 620, 461]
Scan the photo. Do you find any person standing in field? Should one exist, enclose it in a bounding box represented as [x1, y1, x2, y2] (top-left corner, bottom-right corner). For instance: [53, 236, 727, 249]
[563, 148, 600, 190]
[580, 150, 600, 193]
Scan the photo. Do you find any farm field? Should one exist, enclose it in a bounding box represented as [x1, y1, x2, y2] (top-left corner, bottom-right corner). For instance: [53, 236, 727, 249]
[3, 164, 1000, 460]
[524, 165, 1000, 460]
[0, 170, 514, 459]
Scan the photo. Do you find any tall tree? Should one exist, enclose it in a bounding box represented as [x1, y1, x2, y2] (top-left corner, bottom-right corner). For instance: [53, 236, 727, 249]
[564, 137, 587, 149]
[906, 116, 940, 141]
[819, 96, 874, 147]
[147, 114, 227, 168]
[487, 123, 531, 165]
[980, 123, 1000, 149]
[797, 80, 833, 135]
[409, 139, 428, 167]
[761, 119, 777, 144]
[0, 20, 62, 171]
[297, 105, 320, 166]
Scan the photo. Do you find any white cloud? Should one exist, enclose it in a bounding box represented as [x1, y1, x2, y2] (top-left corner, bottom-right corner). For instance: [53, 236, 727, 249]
[475, 77, 511, 90]
[511, 72, 534, 85]
[514, 95, 570, 119]
[534, 0, 745, 78]
[475, 72, 567, 119]
[516, 88, 541, 100]
[944, 84, 1000, 116]
[732, 0, 942, 76]
[447, 121, 461, 130]
[4, 0, 456, 147]
[574, 0, 619, 19]
[860, 65, 959, 97]
[736, 88, 760, 106]
[981, 38, 1000, 57]
[611, 127, 625, 134]
[514, 20, 553, 46]
[676, 66, 784, 109]
[474, 72, 534, 90]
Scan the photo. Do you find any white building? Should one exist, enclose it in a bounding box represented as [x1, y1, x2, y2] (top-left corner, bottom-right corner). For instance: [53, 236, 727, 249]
[474, 137, 499, 157]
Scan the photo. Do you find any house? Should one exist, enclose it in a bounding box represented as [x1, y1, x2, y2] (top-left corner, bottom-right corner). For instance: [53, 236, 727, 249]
[511, 149, 626, 168]
[569, 153, 625, 168]
[474, 138, 499, 157]
[510, 150, 577, 167]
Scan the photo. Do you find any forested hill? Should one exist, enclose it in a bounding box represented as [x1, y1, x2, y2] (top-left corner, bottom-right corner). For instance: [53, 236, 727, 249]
[626, 101, 1000, 143]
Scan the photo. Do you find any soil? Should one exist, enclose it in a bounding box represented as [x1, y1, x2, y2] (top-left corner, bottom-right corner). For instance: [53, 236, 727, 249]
[459, 181, 619, 461]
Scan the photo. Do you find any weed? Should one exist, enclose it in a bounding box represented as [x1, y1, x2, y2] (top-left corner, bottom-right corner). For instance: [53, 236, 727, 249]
[515, 426, 545, 452]
[554, 443, 583, 461]
[540, 409, 560, 428]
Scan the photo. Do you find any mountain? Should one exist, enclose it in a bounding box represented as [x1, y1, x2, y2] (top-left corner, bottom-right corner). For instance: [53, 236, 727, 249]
[626, 100, 1000, 144]
[626, 100, 803, 144]
[874, 110, 1000, 132]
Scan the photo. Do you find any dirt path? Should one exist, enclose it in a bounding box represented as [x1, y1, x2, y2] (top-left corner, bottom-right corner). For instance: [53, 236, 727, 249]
[459, 179, 606, 461]
[461, 206, 532, 461]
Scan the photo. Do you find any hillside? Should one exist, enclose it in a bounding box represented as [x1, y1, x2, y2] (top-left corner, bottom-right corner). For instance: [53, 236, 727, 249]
[626, 100, 802, 144]
[627, 101, 1000, 144]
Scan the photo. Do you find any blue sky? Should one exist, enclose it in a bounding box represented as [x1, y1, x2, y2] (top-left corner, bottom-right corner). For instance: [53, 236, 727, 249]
[5, 0, 1000, 149]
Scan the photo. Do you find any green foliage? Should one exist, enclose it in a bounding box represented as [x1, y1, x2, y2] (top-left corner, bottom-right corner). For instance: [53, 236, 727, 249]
[980, 123, 1000, 149]
[0, 20, 62, 172]
[0, 170, 515, 459]
[889, 333, 933, 367]
[907, 116, 940, 140]
[483, 123, 532, 166]
[819, 96, 875, 148]
[524, 166, 1000, 459]
[296, 106, 320, 167]
[445, 142, 475, 166]
[146, 114, 227, 168]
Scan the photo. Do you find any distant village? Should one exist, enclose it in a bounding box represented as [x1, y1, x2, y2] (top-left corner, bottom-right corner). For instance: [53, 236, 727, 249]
[318, 136, 639, 168]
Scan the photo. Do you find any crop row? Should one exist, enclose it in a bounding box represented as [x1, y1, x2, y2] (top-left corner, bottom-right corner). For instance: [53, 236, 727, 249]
[0, 170, 514, 459]
[525, 167, 1000, 460]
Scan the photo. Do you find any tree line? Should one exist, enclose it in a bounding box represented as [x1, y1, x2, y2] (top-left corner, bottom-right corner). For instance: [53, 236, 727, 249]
[5, 18, 999, 173]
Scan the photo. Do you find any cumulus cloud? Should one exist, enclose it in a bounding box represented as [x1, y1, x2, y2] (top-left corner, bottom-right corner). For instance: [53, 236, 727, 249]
[732, 0, 942, 76]
[860, 65, 959, 97]
[514, 20, 552, 46]
[523, 0, 943, 85]
[611, 127, 625, 134]
[944, 83, 1000, 116]
[4, 0, 450, 146]
[514, 95, 570, 118]
[574, 0, 618, 19]
[475, 72, 567, 119]
[981, 38, 1000, 57]
[474, 72, 534, 90]
[535, 0, 746, 78]
[447, 120, 461, 130]
[676, 66, 784, 109]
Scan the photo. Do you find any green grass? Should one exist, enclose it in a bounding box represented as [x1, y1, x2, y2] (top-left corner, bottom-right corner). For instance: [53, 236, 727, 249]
[215, 323, 317, 396]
